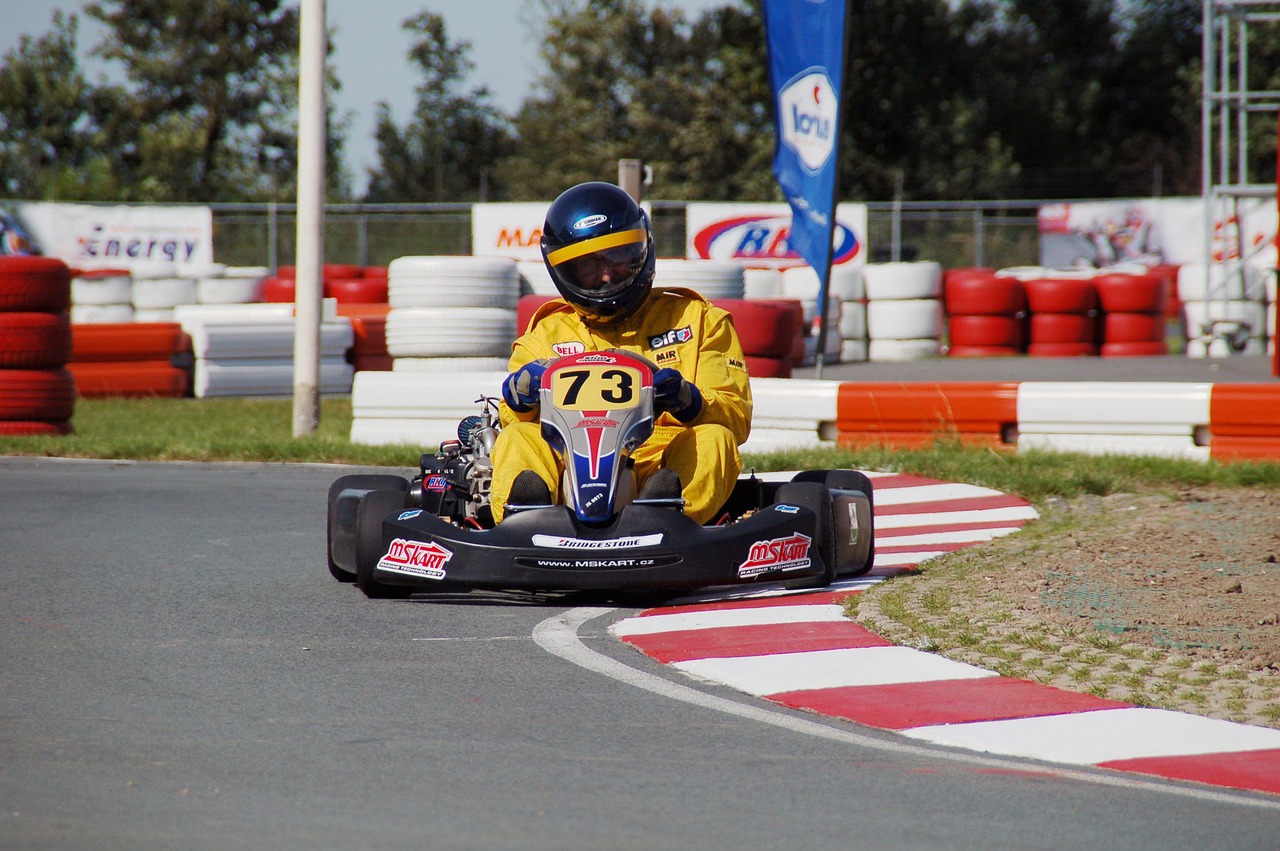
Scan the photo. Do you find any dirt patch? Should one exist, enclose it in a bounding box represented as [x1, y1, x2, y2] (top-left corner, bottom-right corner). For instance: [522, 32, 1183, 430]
[852, 487, 1280, 728]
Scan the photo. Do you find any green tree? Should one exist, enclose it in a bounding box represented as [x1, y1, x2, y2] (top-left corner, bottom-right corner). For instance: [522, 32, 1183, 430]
[85, 0, 346, 202]
[0, 13, 124, 200]
[363, 12, 515, 202]
[498, 0, 758, 200]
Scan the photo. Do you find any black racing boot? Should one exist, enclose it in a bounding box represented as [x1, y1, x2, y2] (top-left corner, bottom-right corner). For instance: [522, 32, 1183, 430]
[635, 469, 684, 511]
[505, 470, 553, 516]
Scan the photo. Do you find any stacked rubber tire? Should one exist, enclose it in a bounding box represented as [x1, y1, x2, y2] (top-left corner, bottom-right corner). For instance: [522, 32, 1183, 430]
[68, 323, 192, 398]
[862, 262, 944, 361]
[0, 256, 75, 435]
[1094, 268, 1170, 357]
[1022, 270, 1100, 357]
[943, 267, 1028, 357]
[385, 256, 519, 372]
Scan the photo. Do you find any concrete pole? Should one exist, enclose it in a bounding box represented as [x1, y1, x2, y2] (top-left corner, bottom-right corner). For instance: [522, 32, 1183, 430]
[618, 159, 644, 202]
[293, 0, 325, 436]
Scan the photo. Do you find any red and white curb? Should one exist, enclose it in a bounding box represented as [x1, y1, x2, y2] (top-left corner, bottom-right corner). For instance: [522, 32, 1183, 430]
[612, 471, 1280, 797]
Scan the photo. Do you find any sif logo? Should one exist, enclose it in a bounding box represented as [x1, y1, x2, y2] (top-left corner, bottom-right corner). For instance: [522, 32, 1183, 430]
[779, 70, 838, 173]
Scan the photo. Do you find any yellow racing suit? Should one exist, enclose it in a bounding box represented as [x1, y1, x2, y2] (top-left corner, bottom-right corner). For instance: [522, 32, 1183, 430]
[491, 287, 753, 524]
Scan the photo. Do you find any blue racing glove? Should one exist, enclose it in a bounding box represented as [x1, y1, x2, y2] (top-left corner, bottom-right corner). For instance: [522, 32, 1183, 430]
[502, 360, 548, 413]
[652, 367, 703, 422]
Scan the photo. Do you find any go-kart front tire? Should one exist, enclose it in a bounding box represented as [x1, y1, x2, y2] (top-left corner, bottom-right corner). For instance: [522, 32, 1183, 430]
[774, 481, 837, 588]
[327, 474, 410, 582]
[354, 488, 416, 599]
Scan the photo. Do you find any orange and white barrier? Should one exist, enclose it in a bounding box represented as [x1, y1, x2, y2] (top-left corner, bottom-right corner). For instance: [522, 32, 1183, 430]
[832, 380, 1280, 462]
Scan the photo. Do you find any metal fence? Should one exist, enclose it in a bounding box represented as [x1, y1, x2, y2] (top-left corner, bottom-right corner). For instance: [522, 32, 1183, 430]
[210, 200, 1046, 272]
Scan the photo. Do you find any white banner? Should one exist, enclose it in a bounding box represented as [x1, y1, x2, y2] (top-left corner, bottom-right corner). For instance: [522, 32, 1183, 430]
[685, 202, 868, 269]
[1039, 197, 1278, 269]
[471, 202, 551, 261]
[13, 201, 214, 272]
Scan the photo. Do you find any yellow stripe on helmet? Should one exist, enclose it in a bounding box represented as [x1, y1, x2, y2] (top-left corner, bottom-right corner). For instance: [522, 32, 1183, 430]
[546, 227, 646, 266]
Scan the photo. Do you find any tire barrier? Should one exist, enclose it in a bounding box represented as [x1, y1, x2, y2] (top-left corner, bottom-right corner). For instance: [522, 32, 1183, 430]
[384, 257, 521, 371]
[174, 302, 353, 398]
[654, 259, 745, 300]
[782, 265, 859, 365]
[337, 303, 392, 373]
[862, 262, 943, 361]
[1207, 384, 1280, 461]
[1023, 271, 1099, 357]
[67, 322, 192, 398]
[944, 268, 1027, 358]
[1095, 269, 1170, 357]
[0, 256, 75, 434]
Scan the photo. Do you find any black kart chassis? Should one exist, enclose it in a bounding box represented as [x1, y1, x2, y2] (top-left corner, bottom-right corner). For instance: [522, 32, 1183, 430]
[372, 498, 829, 593]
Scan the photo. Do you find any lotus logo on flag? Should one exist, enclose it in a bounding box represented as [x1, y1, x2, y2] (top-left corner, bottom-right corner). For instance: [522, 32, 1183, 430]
[779, 71, 838, 173]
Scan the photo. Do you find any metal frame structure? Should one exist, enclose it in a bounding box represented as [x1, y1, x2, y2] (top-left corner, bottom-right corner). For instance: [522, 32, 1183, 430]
[1200, 0, 1280, 355]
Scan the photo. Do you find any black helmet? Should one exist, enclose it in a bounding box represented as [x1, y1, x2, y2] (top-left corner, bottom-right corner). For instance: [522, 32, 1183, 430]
[541, 182, 655, 323]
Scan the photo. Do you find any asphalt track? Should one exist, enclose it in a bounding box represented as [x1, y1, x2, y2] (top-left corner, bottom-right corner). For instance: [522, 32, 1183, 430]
[3, 456, 1279, 850]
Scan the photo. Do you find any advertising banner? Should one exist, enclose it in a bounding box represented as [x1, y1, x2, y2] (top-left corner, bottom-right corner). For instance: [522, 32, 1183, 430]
[13, 202, 213, 271]
[763, 0, 851, 365]
[471, 202, 551, 261]
[1039, 197, 1278, 269]
[685, 202, 867, 268]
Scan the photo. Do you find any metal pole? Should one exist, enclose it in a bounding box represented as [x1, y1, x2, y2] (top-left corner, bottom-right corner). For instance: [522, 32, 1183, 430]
[292, 0, 325, 436]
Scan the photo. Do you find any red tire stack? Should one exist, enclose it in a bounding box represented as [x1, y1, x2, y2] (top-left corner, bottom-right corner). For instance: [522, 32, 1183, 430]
[943, 268, 1028, 357]
[68, 323, 192, 397]
[1024, 272, 1099, 357]
[1095, 269, 1171, 357]
[712, 299, 802, 378]
[0, 256, 76, 435]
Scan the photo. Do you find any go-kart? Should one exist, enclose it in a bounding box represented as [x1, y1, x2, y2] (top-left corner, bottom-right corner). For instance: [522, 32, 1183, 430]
[326, 349, 874, 598]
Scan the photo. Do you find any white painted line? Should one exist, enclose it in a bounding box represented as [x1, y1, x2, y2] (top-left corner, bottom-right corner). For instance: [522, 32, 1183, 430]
[673, 645, 997, 696]
[611, 604, 848, 636]
[901, 707, 1280, 766]
[874, 505, 1040, 530]
[872, 482, 1009, 506]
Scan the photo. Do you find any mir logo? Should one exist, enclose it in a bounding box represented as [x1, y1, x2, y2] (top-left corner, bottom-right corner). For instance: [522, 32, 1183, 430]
[779, 71, 838, 172]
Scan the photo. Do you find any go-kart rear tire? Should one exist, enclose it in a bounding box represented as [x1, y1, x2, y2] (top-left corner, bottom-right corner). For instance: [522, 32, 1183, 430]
[774, 481, 837, 588]
[327, 474, 410, 582]
[791, 469, 875, 577]
[355, 489, 416, 599]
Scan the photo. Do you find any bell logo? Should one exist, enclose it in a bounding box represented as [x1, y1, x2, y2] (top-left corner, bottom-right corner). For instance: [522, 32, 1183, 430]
[779, 71, 838, 173]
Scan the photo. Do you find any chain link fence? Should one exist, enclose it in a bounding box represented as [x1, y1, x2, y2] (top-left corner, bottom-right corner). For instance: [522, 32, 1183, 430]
[209, 200, 1043, 272]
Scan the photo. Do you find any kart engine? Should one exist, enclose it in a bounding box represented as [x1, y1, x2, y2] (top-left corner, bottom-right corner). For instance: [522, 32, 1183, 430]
[411, 397, 500, 527]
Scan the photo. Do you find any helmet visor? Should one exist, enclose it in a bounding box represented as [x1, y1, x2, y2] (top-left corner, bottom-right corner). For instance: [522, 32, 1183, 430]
[546, 227, 648, 297]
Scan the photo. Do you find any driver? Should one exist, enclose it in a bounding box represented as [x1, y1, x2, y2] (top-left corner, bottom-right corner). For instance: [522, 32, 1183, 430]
[490, 181, 753, 524]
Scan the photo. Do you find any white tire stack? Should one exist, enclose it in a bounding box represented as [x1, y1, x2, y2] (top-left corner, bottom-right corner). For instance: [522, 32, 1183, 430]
[195, 265, 268, 305]
[654, 259, 745, 299]
[70, 270, 134, 324]
[862, 261, 944, 361]
[781, 264, 866, 364]
[386, 256, 521, 370]
[128, 262, 197, 323]
[174, 302, 353, 398]
[1177, 263, 1269, 357]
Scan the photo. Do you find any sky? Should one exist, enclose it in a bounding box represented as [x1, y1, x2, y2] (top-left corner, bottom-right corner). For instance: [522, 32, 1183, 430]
[3, 0, 737, 194]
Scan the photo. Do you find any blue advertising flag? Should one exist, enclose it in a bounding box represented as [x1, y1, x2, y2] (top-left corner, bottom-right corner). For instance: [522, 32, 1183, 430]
[763, 0, 850, 370]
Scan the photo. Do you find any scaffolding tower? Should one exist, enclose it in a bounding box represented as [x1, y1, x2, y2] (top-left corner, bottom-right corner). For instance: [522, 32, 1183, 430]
[1199, 0, 1280, 356]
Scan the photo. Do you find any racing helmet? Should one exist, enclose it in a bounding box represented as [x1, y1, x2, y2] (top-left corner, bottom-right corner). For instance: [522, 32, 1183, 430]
[540, 182, 655, 323]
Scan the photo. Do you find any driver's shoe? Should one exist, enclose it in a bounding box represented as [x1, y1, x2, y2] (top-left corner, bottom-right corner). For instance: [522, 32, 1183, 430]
[636, 469, 684, 509]
[506, 470, 553, 514]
